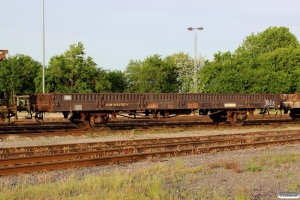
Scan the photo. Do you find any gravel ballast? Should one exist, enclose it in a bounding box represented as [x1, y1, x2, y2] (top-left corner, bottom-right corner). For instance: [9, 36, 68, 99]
[1, 122, 300, 199]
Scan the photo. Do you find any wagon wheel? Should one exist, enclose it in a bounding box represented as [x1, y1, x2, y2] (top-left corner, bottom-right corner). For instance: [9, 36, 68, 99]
[100, 114, 110, 125]
[229, 112, 247, 126]
[292, 116, 300, 122]
[26, 111, 33, 119]
[0, 113, 6, 123]
[69, 116, 86, 130]
[6, 113, 14, 123]
[209, 111, 227, 125]
[75, 122, 92, 130]
[34, 112, 44, 124]
[71, 113, 93, 130]
[82, 114, 94, 130]
[289, 110, 300, 122]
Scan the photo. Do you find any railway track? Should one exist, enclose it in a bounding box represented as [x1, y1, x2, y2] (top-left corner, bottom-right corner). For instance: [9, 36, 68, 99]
[0, 129, 300, 175]
[0, 118, 294, 140]
[0, 115, 295, 139]
[2, 113, 291, 125]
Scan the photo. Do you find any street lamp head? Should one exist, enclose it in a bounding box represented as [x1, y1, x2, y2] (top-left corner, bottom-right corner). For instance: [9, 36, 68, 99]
[188, 27, 203, 31]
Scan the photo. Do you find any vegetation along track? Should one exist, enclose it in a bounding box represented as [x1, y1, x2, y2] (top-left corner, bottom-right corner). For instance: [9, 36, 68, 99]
[0, 129, 300, 175]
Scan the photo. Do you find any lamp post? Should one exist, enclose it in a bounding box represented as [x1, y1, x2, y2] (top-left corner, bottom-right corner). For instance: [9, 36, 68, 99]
[187, 27, 203, 93]
[42, 0, 45, 93]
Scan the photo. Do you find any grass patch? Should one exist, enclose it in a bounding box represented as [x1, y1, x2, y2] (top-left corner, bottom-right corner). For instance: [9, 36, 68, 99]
[244, 152, 300, 171]
[232, 186, 251, 200]
[208, 152, 300, 174]
[0, 160, 236, 200]
[207, 160, 243, 173]
[288, 180, 300, 192]
[245, 163, 262, 172]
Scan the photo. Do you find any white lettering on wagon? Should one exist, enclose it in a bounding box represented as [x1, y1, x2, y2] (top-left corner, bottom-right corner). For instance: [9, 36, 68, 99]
[105, 103, 128, 107]
[264, 100, 275, 107]
[224, 103, 236, 107]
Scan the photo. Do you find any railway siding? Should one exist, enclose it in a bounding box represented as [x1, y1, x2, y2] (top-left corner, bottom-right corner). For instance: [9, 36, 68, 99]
[1, 130, 300, 175]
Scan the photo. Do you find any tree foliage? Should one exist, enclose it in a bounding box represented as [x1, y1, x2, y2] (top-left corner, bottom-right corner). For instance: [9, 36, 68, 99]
[172, 52, 193, 93]
[172, 52, 207, 93]
[125, 54, 179, 92]
[236, 26, 299, 58]
[2, 26, 300, 95]
[94, 68, 127, 92]
[39, 42, 98, 93]
[200, 26, 300, 93]
[0, 54, 41, 95]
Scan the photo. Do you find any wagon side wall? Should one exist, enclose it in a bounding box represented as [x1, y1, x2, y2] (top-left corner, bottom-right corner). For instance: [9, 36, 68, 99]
[29, 93, 281, 113]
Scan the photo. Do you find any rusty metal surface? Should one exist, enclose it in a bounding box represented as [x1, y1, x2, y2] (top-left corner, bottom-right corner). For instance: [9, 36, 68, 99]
[2, 138, 299, 176]
[30, 93, 281, 112]
[2, 133, 300, 159]
[29, 93, 54, 112]
[0, 130, 300, 175]
[1, 129, 299, 154]
[0, 50, 8, 61]
[2, 136, 300, 166]
[280, 94, 300, 109]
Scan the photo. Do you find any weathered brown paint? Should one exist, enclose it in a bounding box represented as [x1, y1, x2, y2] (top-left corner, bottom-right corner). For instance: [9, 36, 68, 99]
[0, 50, 8, 61]
[30, 93, 281, 113]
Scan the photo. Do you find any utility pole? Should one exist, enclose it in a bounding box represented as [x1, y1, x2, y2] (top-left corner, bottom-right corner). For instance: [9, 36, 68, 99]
[188, 27, 203, 93]
[42, 0, 45, 93]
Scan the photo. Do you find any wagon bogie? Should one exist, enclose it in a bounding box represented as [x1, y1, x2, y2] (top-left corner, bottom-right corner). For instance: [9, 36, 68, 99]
[208, 110, 227, 125]
[227, 110, 248, 126]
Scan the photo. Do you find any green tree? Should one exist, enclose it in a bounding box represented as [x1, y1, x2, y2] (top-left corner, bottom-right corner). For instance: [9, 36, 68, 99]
[106, 70, 127, 92]
[124, 54, 179, 92]
[0, 54, 41, 95]
[200, 26, 300, 93]
[172, 52, 207, 93]
[94, 68, 127, 92]
[172, 52, 193, 93]
[124, 60, 143, 92]
[200, 51, 239, 93]
[236, 26, 299, 58]
[40, 42, 98, 93]
[255, 47, 300, 93]
[94, 67, 111, 92]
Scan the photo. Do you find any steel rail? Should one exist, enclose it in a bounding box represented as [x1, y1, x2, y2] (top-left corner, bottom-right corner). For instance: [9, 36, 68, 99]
[2, 134, 300, 162]
[1, 133, 300, 158]
[0, 138, 299, 175]
[1, 129, 300, 154]
[0, 117, 294, 137]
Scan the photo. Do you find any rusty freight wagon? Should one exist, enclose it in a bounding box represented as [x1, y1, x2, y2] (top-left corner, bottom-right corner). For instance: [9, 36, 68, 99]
[29, 93, 280, 129]
[0, 50, 15, 123]
[280, 94, 300, 121]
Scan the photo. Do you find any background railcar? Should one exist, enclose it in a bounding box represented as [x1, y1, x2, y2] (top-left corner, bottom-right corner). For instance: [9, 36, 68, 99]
[0, 50, 23, 123]
[30, 93, 281, 128]
[280, 94, 300, 121]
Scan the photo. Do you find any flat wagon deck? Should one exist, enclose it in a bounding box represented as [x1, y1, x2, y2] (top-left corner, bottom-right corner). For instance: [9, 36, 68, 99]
[30, 93, 281, 129]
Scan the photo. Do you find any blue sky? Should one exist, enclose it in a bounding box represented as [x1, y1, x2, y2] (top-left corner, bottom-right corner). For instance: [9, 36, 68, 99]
[1, 0, 300, 71]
